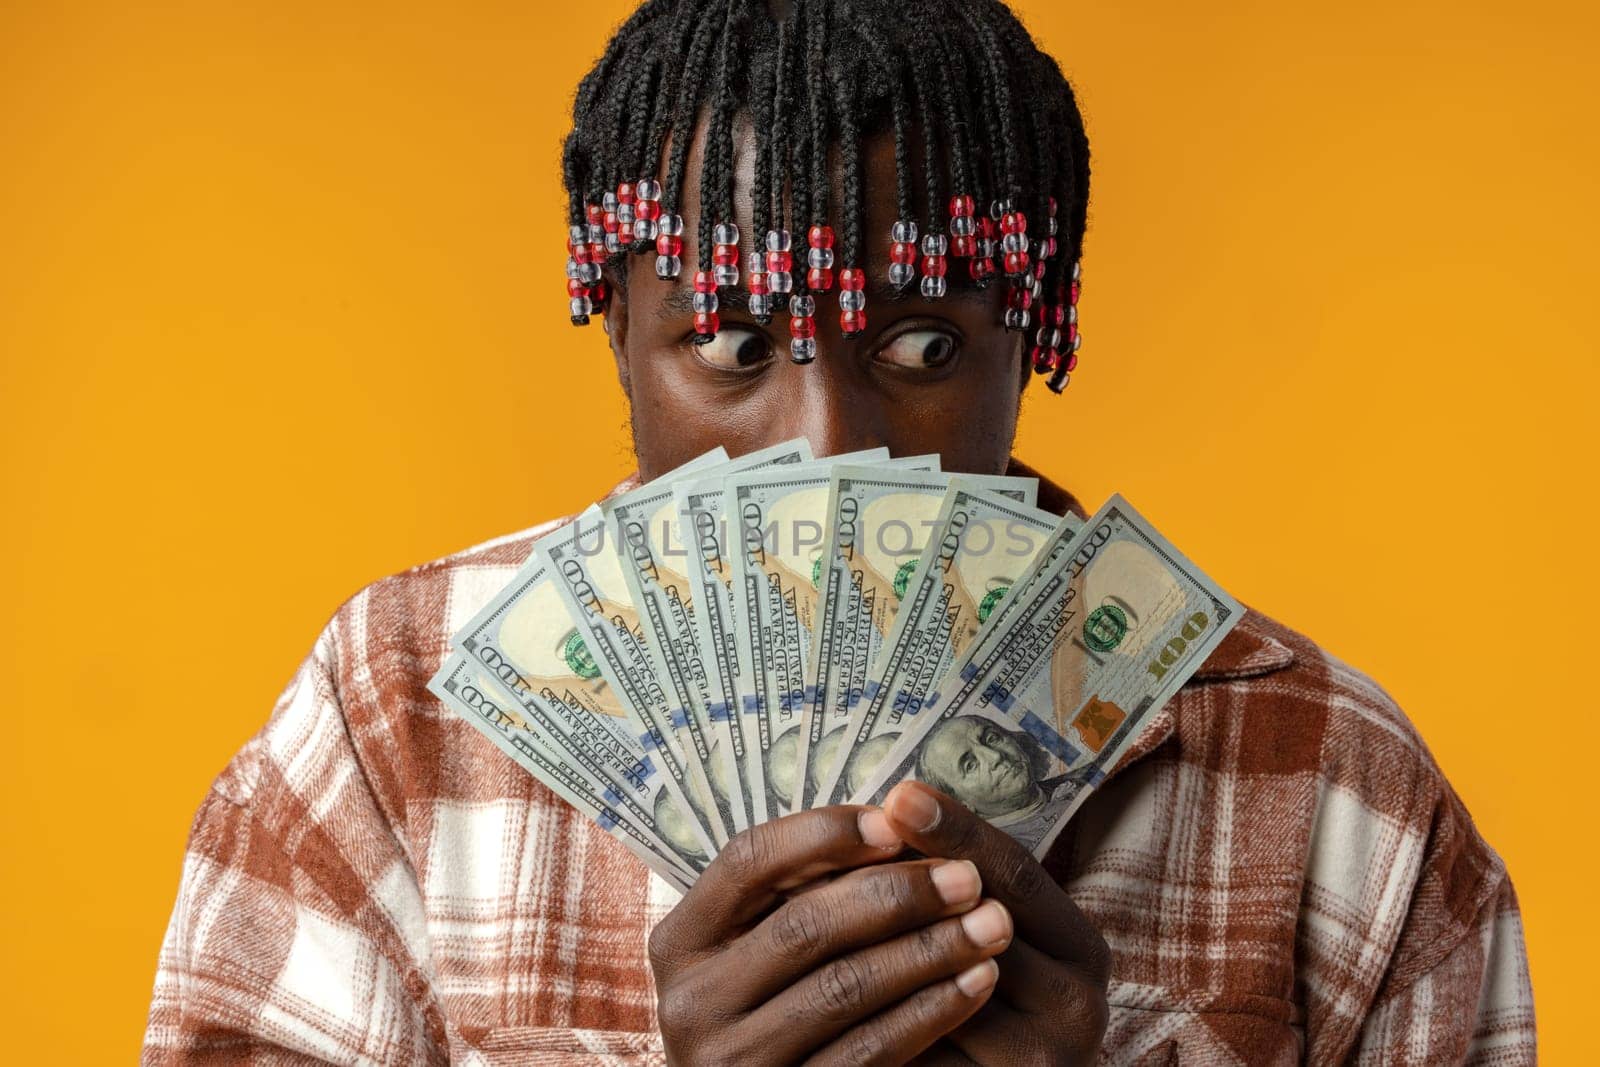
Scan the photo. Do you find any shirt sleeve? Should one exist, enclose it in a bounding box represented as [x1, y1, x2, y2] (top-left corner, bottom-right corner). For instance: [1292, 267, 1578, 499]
[141, 620, 452, 1065]
[1346, 876, 1535, 1065]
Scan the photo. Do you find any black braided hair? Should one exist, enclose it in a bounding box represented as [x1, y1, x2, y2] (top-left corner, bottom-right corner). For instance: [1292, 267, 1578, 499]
[559, 0, 1092, 385]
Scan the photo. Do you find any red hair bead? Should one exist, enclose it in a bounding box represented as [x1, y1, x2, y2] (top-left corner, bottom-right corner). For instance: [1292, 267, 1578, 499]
[693, 311, 719, 335]
[790, 314, 817, 340]
[806, 224, 835, 290]
[839, 267, 865, 290]
[841, 310, 866, 335]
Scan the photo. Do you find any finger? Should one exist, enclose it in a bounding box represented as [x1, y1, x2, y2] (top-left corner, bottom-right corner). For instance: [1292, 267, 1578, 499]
[942, 999, 1036, 1063]
[650, 806, 904, 968]
[883, 781, 1110, 978]
[908, 1041, 978, 1066]
[732, 857, 984, 1007]
[948, 945, 1109, 1063]
[991, 936, 1099, 1014]
[736, 898, 1014, 1061]
[804, 961, 998, 1067]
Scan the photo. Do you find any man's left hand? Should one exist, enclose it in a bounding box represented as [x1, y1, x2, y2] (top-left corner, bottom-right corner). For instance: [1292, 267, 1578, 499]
[880, 781, 1111, 1065]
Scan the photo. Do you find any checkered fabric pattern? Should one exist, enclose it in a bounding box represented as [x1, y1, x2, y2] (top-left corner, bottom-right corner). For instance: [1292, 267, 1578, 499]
[143, 463, 1535, 1064]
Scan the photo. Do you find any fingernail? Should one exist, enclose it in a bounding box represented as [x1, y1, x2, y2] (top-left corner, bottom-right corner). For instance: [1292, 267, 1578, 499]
[929, 860, 981, 906]
[857, 808, 901, 851]
[960, 900, 1012, 948]
[954, 959, 999, 998]
[889, 783, 941, 833]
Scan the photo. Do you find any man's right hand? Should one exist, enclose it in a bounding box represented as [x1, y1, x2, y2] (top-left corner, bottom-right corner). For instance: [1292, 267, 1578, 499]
[648, 806, 1015, 1066]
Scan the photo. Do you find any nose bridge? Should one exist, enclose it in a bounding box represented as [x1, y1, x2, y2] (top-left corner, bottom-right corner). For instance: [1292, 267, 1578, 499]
[771, 354, 885, 457]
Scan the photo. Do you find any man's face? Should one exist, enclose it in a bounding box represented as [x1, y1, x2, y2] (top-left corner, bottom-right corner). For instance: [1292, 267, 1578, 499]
[604, 120, 1029, 481]
[921, 717, 1036, 818]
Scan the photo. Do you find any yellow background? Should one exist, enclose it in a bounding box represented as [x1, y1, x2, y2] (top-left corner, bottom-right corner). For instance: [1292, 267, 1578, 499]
[2, 0, 1594, 1059]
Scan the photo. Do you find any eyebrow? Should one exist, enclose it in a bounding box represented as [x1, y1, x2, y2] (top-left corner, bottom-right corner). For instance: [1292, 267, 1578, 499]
[656, 276, 933, 321]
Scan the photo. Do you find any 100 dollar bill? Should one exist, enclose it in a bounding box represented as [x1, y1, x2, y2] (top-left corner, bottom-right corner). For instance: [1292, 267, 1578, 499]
[723, 450, 926, 817]
[536, 449, 732, 847]
[657, 439, 814, 830]
[429, 652, 697, 891]
[455, 516, 718, 867]
[851, 495, 1243, 858]
[812, 485, 1072, 808]
[795, 469, 1040, 812]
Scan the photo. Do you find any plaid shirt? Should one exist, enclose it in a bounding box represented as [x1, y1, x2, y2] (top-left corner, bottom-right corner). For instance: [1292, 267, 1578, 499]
[143, 463, 1535, 1065]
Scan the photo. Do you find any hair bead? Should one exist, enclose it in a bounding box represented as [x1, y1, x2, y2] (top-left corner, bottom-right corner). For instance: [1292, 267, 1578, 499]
[888, 219, 918, 289]
[747, 250, 774, 323]
[616, 182, 636, 246]
[633, 177, 661, 244]
[948, 194, 977, 257]
[838, 266, 866, 338]
[691, 269, 720, 342]
[565, 223, 600, 326]
[764, 228, 794, 294]
[654, 212, 685, 280]
[789, 293, 817, 362]
[806, 224, 835, 291]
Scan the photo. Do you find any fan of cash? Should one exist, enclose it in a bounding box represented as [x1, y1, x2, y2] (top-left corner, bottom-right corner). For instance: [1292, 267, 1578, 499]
[428, 439, 1242, 893]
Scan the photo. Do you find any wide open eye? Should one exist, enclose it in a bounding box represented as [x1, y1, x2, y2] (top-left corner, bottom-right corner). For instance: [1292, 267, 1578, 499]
[695, 324, 772, 371]
[878, 328, 959, 369]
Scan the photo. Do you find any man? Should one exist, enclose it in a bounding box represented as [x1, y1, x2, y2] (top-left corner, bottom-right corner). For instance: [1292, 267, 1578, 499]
[144, 0, 1535, 1062]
